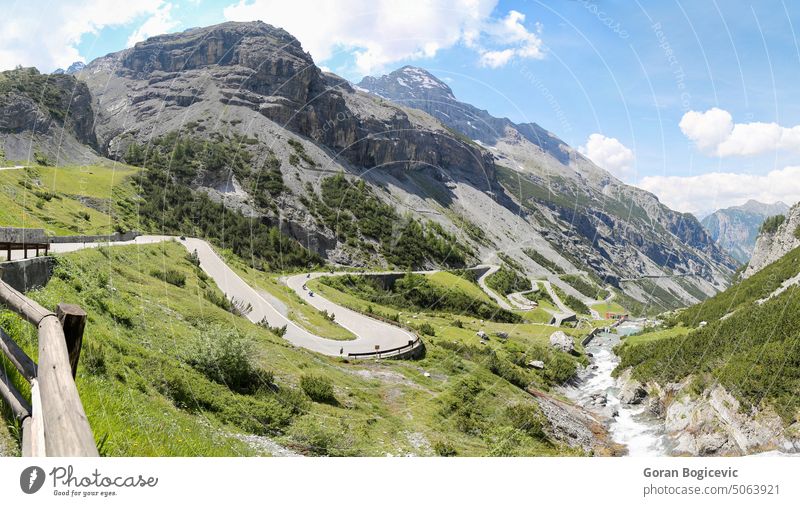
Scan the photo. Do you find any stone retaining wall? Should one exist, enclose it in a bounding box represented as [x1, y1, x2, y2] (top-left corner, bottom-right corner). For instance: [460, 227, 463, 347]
[0, 256, 55, 292]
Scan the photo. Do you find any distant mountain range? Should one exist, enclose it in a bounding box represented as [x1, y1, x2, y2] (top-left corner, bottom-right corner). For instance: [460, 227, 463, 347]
[52, 61, 86, 75]
[701, 200, 790, 264]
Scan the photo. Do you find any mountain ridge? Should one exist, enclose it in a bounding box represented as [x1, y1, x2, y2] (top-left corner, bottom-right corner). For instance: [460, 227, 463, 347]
[701, 199, 790, 264]
[358, 65, 735, 308]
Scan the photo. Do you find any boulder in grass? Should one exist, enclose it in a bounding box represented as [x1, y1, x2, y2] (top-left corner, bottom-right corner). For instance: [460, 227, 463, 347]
[528, 360, 545, 370]
[549, 331, 574, 353]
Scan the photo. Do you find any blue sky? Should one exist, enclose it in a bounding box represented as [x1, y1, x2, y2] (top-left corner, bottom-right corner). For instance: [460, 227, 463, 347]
[4, 0, 800, 214]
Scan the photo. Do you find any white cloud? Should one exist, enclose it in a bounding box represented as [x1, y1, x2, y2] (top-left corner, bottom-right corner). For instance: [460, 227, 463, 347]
[579, 133, 635, 179]
[0, 0, 173, 71]
[126, 3, 179, 47]
[638, 166, 800, 214]
[478, 10, 544, 68]
[479, 49, 515, 68]
[680, 107, 800, 157]
[223, 0, 545, 75]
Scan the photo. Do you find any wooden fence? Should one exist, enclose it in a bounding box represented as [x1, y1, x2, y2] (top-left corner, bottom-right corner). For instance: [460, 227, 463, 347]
[0, 279, 97, 456]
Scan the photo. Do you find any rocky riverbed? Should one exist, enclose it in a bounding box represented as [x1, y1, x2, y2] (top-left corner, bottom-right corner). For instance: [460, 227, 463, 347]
[561, 322, 669, 456]
[564, 322, 800, 456]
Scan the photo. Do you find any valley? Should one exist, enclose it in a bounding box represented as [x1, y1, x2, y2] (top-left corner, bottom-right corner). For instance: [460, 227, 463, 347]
[0, 19, 798, 459]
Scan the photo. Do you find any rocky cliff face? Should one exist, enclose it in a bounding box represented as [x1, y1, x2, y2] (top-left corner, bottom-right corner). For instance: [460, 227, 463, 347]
[360, 66, 736, 306]
[701, 200, 789, 264]
[85, 22, 493, 188]
[0, 67, 99, 163]
[745, 202, 800, 277]
[617, 370, 800, 456]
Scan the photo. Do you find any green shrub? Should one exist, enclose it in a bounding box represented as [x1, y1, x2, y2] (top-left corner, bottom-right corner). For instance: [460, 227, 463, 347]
[560, 274, 608, 300]
[418, 322, 436, 336]
[543, 351, 578, 384]
[257, 318, 287, 337]
[304, 174, 471, 268]
[433, 440, 457, 456]
[203, 288, 232, 312]
[289, 416, 353, 456]
[439, 375, 485, 435]
[287, 138, 316, 166]
[186, 249, 200, 267]
[524, 287, 552, 305]
[34, 150, 50, 166]
[183, 326, 268, 394]
[504, 403, 547, 439]
[761, 214, 786, 233]
[486, 352, 530, 390]
[300, 374, 336, 404]
[564, 294, 590, 315]
[150, 268, 186, 287]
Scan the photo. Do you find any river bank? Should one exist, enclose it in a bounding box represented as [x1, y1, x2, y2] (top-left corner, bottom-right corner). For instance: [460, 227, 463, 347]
[561, 321, 669, 456]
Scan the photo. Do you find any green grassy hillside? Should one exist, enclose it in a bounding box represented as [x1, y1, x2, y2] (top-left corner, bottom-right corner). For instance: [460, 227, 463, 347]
[617, 246, 800, 422]
[0, 164, 139, 235]
[0, 242, 588, 456]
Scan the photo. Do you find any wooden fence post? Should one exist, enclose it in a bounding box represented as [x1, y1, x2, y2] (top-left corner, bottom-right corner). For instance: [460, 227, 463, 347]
[56, 303, 87, 378]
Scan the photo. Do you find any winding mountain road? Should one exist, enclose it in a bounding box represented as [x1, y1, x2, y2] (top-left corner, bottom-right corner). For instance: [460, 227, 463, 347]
[538, 280, 577, 326]
[13, 236, 496, 356]
[10, 234, 577, 355]
[30, 235, 419, 356]
[475, 264, 513, 310]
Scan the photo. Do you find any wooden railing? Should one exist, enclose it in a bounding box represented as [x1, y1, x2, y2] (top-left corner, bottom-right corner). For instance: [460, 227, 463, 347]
[0, 279, 97, 456]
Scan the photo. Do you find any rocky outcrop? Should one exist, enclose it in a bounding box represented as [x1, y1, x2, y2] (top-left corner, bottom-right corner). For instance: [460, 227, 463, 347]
[549, 331, 574, 354]
[702, 200, 789, 263]
[0, 92, 51, 134]
[664, 385, 796, 456]
[745, 202, 800, 278]
[0, 67, 99, 163]
[530, 389, 624, 455]
[616, 368, 800, 456]
[0, 68, 97, 148]
[616, 369, 646, 405]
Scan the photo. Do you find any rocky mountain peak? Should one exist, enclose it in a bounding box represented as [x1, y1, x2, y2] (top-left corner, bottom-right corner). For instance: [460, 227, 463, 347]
[118, 21, 312, 77]
[358, 65, 456, 101]
[731, 199, 789, 216]
[52, 61, 86, 75]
